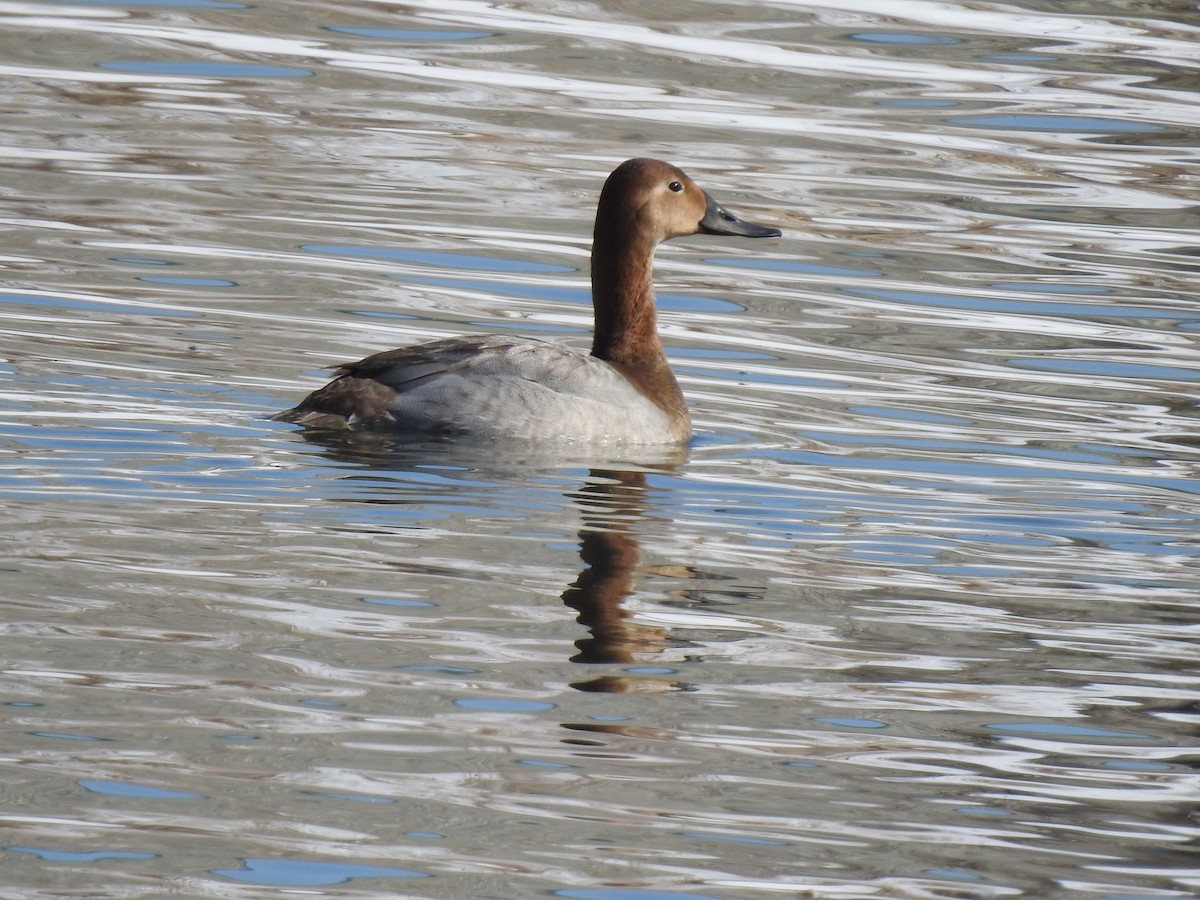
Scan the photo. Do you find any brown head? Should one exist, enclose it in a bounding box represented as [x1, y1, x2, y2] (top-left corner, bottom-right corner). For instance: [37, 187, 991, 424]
[594, 158, 781, 247]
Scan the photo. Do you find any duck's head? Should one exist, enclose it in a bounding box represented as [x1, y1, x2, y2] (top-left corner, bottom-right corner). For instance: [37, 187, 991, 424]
[596, 157, 781, 244]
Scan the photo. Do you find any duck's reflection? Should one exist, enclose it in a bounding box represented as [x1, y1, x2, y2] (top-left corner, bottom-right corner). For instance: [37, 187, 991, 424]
[562, 469, 689, 694]
[274, 429, 688, 692]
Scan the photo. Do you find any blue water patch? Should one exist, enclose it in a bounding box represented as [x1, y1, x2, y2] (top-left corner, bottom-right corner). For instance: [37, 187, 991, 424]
[298, 698, 341, 708]
[362, 596, 436, 608]
[851, 32, 961, 45]
[99, 61, 314, 78]
[956, 806, 1011, 817]
[518, 759, 574, 768]
[6, 846, 157, 862]
[0, 291, 198, 318]
[812, 717, 887, 729]
[985, 722, 1151, 741]
[397, 664, 481, 675]
[78, 779, 205, 800]
[1010, 357, 1200, 382]
[453, 698, 556, 712]
[303, 244, 573, 274]
[657, 294, 739, 314]
[951, 114, 1161, 134]
[213, 858, 427, 885]
[303, 790, 395, 804]
[328, 26, 492, 41]
[983, 52, 1059, 62]
[626, 666, 676, 675]
[406, 830, 444, 839]
[925, 868, 985, 881]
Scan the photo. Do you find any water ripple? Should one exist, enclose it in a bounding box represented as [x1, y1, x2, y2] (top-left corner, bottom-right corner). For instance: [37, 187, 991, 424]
[2, 1, 1198, 898]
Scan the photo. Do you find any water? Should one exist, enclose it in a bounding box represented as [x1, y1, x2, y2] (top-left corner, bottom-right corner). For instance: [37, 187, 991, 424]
[2, 0, 1198, 897]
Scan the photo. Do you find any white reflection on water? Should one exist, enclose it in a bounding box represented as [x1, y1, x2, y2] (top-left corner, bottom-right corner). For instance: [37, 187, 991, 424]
[2, 0, 1200, 897]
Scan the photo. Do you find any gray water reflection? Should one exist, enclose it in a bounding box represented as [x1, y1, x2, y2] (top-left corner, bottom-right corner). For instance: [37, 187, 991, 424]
[3, 0, 1200, 897]
[290, 434, 692, 686]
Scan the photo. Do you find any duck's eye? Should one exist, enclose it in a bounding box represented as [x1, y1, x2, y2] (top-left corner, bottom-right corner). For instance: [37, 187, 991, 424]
[668, 181, 683, 193]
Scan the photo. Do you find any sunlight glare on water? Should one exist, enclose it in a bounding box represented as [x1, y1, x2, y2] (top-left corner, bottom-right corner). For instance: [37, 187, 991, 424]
[1, 0, 1198, 898]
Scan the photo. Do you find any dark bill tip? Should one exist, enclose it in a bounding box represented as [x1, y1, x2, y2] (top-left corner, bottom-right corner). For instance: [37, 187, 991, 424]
[699, 193, 781, 238]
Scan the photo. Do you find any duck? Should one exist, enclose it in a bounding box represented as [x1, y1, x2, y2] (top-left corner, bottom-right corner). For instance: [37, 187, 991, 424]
[272, 158, 780, 444]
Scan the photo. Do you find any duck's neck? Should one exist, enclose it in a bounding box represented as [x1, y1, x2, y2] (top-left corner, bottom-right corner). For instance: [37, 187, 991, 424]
[590, 226, 662, 365]
[589, 220, 687, 427]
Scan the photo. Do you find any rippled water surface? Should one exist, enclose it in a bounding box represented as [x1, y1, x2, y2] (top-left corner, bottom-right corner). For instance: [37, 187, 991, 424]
[2, 0, 1199, 897]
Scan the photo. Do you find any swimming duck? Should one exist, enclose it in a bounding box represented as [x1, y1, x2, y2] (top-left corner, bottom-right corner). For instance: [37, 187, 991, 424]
[273, 158, 780, 444]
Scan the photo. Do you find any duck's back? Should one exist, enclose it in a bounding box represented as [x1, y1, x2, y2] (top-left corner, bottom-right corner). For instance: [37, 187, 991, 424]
[273, 335, 689, 445]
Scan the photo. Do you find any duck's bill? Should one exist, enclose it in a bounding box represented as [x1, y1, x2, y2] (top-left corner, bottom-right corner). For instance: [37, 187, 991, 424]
[699, 194, 781, 238]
